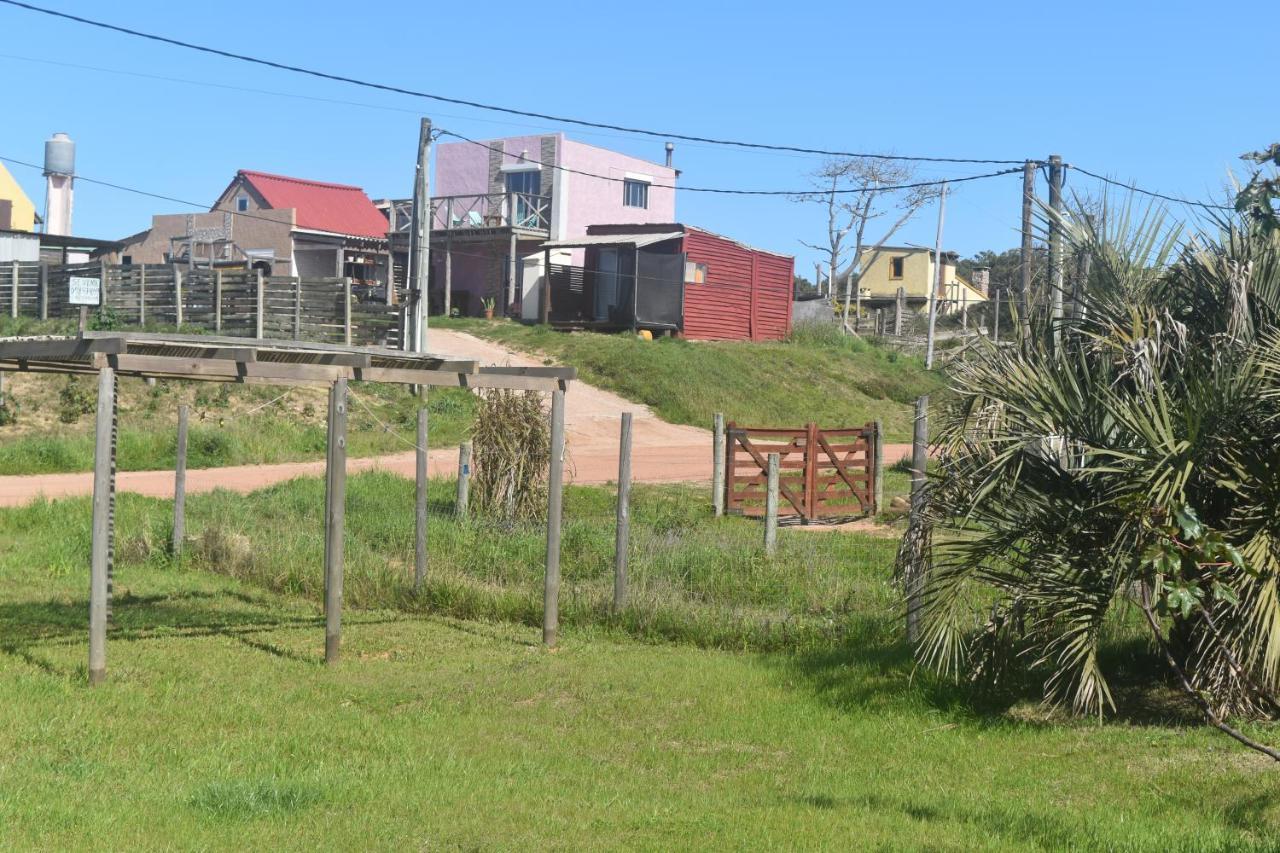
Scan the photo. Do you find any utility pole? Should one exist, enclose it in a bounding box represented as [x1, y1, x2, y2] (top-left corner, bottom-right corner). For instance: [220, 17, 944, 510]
[407, 117, 432, 353]
[1018, 160, 1036, 346]
[1047, 154, 1065, 350]
[925, 182, 947, 369]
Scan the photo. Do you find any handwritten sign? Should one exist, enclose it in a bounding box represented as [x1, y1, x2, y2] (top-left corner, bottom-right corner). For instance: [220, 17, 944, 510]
[69, 277, 101, 306]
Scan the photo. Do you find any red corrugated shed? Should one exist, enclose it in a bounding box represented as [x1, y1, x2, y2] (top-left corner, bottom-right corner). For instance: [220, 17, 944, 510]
[237, 170, 389, 239]
[681, 226, 793, 341]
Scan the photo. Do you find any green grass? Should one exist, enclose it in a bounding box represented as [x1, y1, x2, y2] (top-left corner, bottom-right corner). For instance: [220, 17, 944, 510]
[0, 482, 1278, 848]
[437, 318, 942, 441]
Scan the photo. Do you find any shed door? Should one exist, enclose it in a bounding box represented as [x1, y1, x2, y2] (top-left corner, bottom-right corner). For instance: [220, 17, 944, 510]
[594, 248, 619, 321]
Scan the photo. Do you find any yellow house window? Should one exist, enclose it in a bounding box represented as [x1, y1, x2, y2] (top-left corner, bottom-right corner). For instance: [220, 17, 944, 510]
[889, 257, 905, 279]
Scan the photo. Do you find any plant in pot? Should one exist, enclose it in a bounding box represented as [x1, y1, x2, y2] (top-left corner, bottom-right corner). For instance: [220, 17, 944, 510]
[482, 297, 496, 320]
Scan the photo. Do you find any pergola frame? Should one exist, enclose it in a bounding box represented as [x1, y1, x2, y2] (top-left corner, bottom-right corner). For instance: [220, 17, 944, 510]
[0, 332, 574, 684]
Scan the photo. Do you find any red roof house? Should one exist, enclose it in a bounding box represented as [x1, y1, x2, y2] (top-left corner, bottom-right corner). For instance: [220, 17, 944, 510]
[226, 170, 390, 239]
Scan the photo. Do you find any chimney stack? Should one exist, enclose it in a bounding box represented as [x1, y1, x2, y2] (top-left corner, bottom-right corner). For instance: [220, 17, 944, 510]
[665, 142, 674, 168]
[972, 266, 991, 296]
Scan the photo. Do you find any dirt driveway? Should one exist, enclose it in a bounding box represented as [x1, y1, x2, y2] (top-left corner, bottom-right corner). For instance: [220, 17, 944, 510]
[0, 329, 910, 507]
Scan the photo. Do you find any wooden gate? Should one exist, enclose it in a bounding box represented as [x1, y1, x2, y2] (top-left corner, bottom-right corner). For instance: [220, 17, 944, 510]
[725, 422, 878, 521]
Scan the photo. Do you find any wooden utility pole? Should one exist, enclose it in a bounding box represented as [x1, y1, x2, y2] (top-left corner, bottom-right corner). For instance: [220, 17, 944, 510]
[407, 117, 432, 353]
[1019, 160, 1036, 345]
[1047, 154, 1065, 349]
[925, 182, 947, 369]
[992, 287, 1001, 344]
[613, 413, 632, 611]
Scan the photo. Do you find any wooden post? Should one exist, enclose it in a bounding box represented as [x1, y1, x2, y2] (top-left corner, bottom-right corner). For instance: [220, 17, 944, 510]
[1048, 154, 1065, 350]
[613, 412, 632, 612]
[455, 441, 471, 517]
[89, 366, 116, 685]
[173, 264, 183, 328]
[38, 262, 48, 320]
[255, 268, 265, 339]
[925, 182, 947, 369]
[1019, 160, 1036, 346]
[907, 395, 929, 644]
[508, 231, 518, 317]
[804, 422, 819, 522]
[872, 419, 884, 515]
[214, 269, 223, 333]
[293, 278, 302, 340]
[543, 388, 566, 647]
[992, 287, 1001, 344]
[712, 413, 726, 517]
[137, 262, 147, 326]
[343, 276, 353, 346]
[172, 405, 188, 559]
[444, 235, 453, 319]
[414, 407, 428, 591]
[894, 287, 905, 336]
[324, 378, 348, 665]
[764, 452, 779, 556]
[408, 117, 432, 353]
[540, 246, 552, 325]
[10, 260, 17, 318]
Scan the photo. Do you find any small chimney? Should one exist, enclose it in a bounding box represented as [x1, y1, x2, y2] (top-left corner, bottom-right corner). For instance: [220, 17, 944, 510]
[972, 266, 991, 296]
[665, 142, 674, 168]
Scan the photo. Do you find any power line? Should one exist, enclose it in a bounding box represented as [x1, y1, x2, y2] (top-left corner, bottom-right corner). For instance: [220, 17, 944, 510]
[439, 130, 1025, 196]
[0, 0, 1026, 166]
[1068, 165, 1233, 212]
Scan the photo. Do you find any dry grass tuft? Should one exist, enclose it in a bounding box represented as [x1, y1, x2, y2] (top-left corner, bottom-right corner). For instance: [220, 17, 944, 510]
[470, 389, 549, 524]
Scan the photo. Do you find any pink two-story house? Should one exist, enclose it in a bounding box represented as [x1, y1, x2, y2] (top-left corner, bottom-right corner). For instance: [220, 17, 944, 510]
[414, 133, 677, 317]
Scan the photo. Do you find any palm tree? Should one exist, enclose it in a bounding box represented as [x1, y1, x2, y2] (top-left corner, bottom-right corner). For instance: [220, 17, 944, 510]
[908, 197, 1280, 759]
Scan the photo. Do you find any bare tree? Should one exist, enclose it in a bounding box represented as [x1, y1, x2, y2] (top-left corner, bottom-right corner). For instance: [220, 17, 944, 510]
[798, 158, 939, 333]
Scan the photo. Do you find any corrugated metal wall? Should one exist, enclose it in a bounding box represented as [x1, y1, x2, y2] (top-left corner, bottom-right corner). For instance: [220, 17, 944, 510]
[681, 228, 793, 341]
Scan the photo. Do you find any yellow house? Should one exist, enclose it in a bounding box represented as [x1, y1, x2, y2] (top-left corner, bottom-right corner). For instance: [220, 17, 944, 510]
[0, 163, 38, 232]
[854, 245, 986, 312]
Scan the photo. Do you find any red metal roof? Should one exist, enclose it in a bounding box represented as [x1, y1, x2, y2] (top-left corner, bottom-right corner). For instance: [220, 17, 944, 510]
[237, 170, 389, 239]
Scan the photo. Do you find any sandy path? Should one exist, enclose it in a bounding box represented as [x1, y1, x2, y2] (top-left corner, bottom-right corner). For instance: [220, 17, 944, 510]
[0, 329, 910, 507]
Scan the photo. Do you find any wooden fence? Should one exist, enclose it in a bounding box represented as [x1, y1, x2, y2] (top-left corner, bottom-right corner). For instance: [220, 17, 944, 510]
[725, 422, 879, 521]
[3, 261, 402, 348]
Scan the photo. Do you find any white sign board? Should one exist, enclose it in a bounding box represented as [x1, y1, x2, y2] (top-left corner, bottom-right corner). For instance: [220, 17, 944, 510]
[69, 277, 101, 306]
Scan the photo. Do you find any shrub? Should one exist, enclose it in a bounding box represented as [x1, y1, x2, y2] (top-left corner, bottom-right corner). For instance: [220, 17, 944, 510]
[57, 377, 94, 424]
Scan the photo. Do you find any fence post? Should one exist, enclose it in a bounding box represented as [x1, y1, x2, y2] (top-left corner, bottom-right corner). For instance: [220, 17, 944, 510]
[872, 419, 884, 515]
[293, 278, 302, 340]
[906, 395, 929, 644]
[10, 260, 18, 319]
[324, 378, 348, 665]
[455, 441, 471, 517]
[89, 366, 116, 685]
[343, 276, 353, 346]
[543, 388, 566, 647]
[764, 452, 779, 556]
[214, 269, 223, 333]
[39, 262, 48, 320]
[173, 265, 183, 328]
[804, 422, 819, 522]
[172, 405, 188, 559]
[712, 412, 726, 517]
[894, 286, 905, 337]
[414, 407, 428, 591]
[255, 268, 265, 339]
[614, 412, 632, 612]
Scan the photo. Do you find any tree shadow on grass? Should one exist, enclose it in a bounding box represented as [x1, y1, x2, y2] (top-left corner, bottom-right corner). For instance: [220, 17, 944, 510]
[766, 614, 1202, 729]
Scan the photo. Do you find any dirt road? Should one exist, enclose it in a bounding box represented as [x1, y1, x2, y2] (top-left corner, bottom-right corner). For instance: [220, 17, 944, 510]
[0, 329, 910, 507]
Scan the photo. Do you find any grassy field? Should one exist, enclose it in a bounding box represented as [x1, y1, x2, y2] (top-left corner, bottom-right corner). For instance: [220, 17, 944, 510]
[436, 318, 942, 441]
[1, 480, 1277, 849]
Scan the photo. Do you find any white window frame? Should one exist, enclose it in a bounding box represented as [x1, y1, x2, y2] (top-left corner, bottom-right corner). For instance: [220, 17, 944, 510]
[623, 178, 650, 209]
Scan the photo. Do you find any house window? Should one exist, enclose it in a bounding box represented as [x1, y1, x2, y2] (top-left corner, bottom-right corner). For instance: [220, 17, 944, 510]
[684, 261, 708, 284]
[889, 256, 905, 279]
[504, 170, 541, 196]
[121, 255, 133, 265]
[236, 196, 249, 212]
[623, 179, 649, 209]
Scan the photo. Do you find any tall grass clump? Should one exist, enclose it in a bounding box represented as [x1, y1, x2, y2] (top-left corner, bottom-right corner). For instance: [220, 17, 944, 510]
[469, 389, 549, 523]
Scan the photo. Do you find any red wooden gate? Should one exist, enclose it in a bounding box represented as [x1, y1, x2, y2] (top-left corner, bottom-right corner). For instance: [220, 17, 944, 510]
[725, 422, 878, 521]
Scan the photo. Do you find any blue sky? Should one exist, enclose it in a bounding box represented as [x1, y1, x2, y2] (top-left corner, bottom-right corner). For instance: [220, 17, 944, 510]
[0, 0, 1271, 274]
